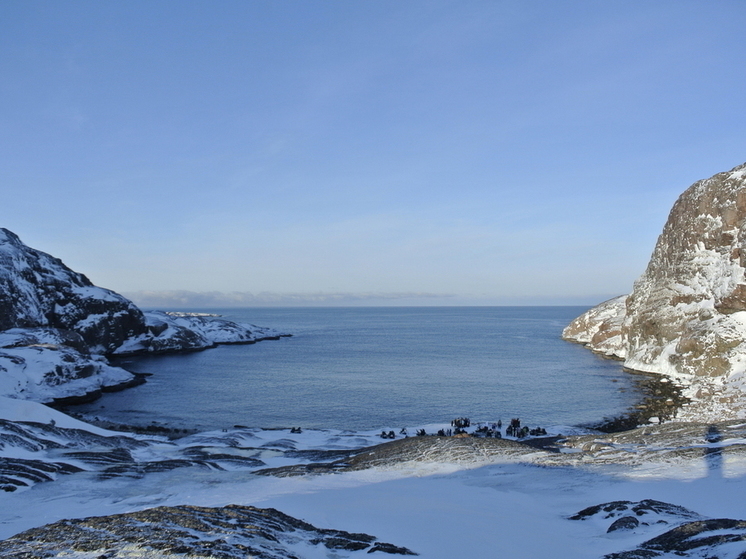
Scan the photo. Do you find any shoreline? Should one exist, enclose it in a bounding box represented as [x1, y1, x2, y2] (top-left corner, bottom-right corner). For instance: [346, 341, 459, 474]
[56, 366, 690, 440]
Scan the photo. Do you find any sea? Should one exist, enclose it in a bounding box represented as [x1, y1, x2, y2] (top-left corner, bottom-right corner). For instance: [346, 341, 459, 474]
[71, 306, 640, 432]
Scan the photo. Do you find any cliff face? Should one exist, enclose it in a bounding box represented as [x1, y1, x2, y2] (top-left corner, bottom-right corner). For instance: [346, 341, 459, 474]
[0, 228, 147, 353]
[564, 162, 746, 419]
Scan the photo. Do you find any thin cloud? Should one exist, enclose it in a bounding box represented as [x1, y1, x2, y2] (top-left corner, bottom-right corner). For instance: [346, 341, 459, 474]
[123, 290, 457, 308]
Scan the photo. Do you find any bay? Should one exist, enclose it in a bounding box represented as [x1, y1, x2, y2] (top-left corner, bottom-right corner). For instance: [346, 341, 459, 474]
[73, 307, 637, 432]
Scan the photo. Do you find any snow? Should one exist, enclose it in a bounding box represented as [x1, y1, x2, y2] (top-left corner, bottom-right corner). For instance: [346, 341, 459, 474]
[0, 343, 134, 402]
[71, 285, 127, 303]
[0, 396, 117, 436]
[1, 408, 746, 558]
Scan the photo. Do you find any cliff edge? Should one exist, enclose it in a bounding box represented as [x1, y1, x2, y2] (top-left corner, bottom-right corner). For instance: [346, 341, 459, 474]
[564, 162, 746, 420]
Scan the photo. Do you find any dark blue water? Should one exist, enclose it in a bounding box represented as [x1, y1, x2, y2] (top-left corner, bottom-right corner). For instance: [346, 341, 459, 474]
[75, 307, 637, 431]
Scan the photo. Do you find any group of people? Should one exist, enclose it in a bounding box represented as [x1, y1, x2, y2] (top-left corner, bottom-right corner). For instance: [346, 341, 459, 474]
[378, 417, 547, 441]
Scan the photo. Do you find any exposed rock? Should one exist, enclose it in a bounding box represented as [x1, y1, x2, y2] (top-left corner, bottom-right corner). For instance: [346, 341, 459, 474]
[0, 457, 83, 492]
[572, 499, 746, 558]
[0, 228, 147, 353]
[0, 328, 137, 402]
[0, 229, 288, 403]
[607, 516, 640, 532]
[570, 499, 701, 524]
[254, 435, 539, 477]
[0, 504, 418, 558]
[0, 417, 273, 490]
[588, 370, 690, 432]
[563, 295, 628, 359]
[0, 417, 548, 493]
[563, 162, 746, 420]
[604, 518, 746, 558]
[115, 311, 289, 355]
[539, 419, 746, 474]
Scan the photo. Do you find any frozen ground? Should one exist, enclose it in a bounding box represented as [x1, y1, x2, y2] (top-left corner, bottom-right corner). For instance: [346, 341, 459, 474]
[1, 397, 745, 558]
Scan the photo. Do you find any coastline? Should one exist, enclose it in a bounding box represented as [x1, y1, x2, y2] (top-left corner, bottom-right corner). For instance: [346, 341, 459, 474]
[3, 306, 744, 558]
[3, 360, 746, 559]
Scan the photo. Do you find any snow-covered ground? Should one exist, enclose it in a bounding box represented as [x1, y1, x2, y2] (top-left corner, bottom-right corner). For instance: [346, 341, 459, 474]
[1, 397, 745, 558]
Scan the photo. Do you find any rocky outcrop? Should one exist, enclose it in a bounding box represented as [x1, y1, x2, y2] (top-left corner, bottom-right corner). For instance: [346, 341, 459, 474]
[564, 162, 746, 420]
[0, 504, 418, 558]
[605, 518, 746, 559]
[0, 328, 138, 403]
[563, 295, 628, 359]
[0, 229, 288, 403]
[254, 435, 537, 477]
[571, 499, 746, 558]
[0, 228, 147, 353]
[116, 311, 288, 355]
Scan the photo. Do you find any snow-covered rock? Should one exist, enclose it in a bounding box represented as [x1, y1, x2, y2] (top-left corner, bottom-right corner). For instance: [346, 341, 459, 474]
[0, 228, 147, 353]
[0, 329, 138, 403]
[0, 504, 417, 558]
[0, 229, 288, 403]
[563, 295, 628, 359]
[564, 162, 746, 420]
[114, 311, 288, 355]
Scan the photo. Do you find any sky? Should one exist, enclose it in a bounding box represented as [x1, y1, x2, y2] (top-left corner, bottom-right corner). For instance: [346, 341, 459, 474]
[2, 1, 746, 307]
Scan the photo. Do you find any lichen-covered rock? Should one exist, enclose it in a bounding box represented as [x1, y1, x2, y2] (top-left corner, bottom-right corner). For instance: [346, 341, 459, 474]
[0, 504, 418, 558]
[564, 163, 746, 419]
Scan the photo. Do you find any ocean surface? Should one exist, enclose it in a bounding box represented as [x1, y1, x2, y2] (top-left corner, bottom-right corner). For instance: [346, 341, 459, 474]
[73, 307, 639, 432]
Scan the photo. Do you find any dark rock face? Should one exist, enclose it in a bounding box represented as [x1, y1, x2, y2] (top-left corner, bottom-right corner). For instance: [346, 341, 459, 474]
[0, 327, 90, 354]
[0, 504, 418, 558]
[607, 516, 640, 532]
[0, 228, 147, 353]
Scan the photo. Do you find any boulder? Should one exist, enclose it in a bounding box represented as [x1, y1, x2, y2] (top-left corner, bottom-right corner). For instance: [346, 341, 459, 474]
[607, 516, 640, 533]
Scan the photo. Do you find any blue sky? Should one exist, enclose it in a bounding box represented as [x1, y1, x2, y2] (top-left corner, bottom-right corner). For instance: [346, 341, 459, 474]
[2, 1, 746, 306]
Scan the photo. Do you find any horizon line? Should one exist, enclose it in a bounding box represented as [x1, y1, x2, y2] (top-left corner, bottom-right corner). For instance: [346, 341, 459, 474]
[122, 289, 620, 309]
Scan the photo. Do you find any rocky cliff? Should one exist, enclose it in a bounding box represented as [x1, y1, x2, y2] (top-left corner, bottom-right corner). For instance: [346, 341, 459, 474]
[0, 229, 287, 404]
[0, 228, 147, 353]
[564, 162, 746, 420]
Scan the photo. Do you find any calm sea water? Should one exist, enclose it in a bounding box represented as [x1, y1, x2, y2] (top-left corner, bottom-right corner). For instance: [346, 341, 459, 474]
[73, 307, 638, 432]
